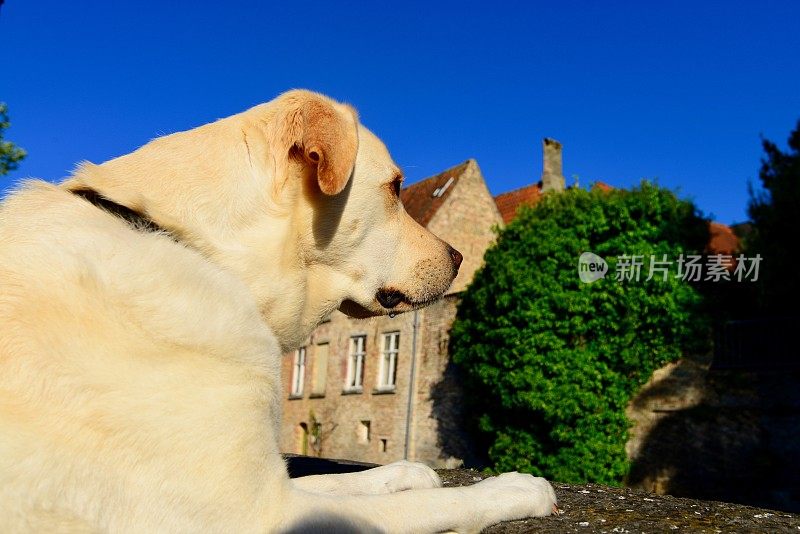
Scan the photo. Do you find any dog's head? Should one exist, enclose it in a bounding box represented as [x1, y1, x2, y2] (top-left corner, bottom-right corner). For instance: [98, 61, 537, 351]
[65, 90, 461, 351]
[263, 90, 462, 321]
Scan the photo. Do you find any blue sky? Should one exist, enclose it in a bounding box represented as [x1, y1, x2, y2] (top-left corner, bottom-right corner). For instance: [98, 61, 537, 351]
[2, 1, 798, 224]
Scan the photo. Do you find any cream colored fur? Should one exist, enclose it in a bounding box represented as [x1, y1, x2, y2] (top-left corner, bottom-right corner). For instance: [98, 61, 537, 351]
[0, 90, 556, 532]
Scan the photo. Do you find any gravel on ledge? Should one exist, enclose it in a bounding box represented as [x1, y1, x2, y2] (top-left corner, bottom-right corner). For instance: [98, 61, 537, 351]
[442, 468, 800, 533]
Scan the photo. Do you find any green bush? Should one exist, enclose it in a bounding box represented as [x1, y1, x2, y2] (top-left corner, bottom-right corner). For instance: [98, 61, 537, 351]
[450, 181, 710, 485]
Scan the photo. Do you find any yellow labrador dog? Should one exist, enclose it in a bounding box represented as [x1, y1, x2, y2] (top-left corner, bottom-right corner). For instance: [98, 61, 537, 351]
[0, 90, 556, 532]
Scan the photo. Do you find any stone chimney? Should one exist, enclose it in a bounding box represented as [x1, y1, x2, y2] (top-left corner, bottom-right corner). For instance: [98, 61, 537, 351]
[541, 138, 565, 193]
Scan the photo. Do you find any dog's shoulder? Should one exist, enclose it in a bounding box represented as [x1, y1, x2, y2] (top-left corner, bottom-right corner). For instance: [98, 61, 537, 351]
[0, 179, 276, 366]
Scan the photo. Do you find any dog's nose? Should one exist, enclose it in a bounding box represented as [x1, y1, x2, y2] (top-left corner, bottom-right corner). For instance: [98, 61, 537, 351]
[376, 288, 404, 309]
[448, 246, 463, 271]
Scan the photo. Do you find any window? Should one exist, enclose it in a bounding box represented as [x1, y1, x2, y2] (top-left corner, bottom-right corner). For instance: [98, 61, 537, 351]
[345, 335, 366, 391]
[358, 420, 371, 443]
[377, 332, 399, 390]
[380, 438, 388, 453]
[311, 343, 329, 397]
[297, 423, 309, 455]
[290, 347, 306, 397]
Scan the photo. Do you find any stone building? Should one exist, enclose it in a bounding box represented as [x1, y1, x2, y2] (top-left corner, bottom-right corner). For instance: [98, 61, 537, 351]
[280, 141, 566, 467]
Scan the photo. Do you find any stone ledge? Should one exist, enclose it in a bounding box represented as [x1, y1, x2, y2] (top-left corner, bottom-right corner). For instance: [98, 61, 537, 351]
[285, 455, 800, 532]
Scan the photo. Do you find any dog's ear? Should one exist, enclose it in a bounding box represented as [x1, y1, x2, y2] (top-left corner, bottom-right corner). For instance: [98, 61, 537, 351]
[276, 91, 359, 196]
[299, 98, 358, 196]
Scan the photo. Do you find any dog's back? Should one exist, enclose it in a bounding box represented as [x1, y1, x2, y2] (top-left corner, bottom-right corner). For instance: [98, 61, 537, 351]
[0, 182, 287, 532]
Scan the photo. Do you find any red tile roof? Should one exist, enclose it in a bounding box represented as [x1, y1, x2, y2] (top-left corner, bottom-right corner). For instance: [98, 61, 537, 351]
[592, 181, 614, 192]
[706, 221, 740, 256]
[400, 160, 471, 227]
[492, 181, 614, 224]
[493, 183, 544, 224]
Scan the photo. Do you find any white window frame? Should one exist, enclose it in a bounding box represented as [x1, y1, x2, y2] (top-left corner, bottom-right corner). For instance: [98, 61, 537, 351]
[377, 332, 399, 390]
[290, 347, 306, 397]
[345, 335, 366, 391]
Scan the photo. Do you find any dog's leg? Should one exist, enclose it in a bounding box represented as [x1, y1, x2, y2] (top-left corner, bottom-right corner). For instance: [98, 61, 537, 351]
[280, 471, 557, 533]
[291, 460, 441, 496]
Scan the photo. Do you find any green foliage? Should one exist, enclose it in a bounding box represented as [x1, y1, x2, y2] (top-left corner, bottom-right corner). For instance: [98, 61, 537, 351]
[451, 182, 709, 485]
[747, 119, 800, 316]
[0, 103, 26, 176]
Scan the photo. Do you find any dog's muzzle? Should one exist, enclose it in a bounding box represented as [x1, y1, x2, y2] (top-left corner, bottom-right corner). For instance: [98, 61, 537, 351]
[375, 246, 463, 311]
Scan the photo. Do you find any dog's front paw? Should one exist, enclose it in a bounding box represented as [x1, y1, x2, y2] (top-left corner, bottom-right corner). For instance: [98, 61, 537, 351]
[471, 472, 557, 525]
[366, 460, 442, 493]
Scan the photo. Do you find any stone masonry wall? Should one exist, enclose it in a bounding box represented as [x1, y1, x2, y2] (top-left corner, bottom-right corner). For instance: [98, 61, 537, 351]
[409, 294, 477, 467]
[626, 353, 800, 512]
[427, 159, 503, 295]
[281, 310, 416, 465]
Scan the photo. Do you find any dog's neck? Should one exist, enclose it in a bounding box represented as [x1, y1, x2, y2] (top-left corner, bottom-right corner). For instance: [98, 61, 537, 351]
[61, 120, 341, 353]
